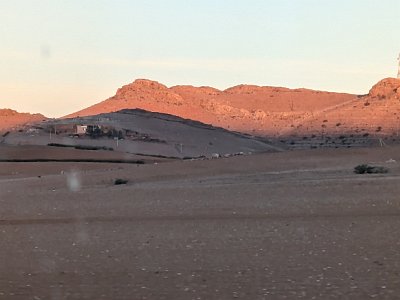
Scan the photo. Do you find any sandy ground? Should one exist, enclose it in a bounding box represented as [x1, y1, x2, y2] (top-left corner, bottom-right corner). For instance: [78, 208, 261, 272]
[0, 145, 171, 163]
[1, 146, 400, 299]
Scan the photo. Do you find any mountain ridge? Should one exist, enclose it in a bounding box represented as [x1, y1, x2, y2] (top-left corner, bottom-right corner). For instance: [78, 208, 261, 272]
[65, 79, 357, 136]
[4, 77, 400, 140]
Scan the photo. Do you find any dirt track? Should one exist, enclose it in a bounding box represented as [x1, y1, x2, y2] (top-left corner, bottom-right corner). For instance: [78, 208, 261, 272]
[1, 147, 400, 299]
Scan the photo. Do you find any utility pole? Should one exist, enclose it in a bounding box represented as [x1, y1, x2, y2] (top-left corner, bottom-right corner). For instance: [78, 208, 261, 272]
[398, 52, 400, 79]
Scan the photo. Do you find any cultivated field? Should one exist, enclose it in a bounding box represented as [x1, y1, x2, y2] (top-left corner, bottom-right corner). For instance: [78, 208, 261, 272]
[1, 146, 400, 299]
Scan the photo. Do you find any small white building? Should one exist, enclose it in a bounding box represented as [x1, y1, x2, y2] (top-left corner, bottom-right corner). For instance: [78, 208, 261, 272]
[75, 125, 88, 135]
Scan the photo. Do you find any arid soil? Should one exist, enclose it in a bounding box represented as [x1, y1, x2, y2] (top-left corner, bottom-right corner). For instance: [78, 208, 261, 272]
[0, 145, 170, 166]
[1, 146, 400, 299]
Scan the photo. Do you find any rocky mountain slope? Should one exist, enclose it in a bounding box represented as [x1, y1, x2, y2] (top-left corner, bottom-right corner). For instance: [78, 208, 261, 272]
[66, 79, 356, 136]
[8, 77, 400, 147]
[285, 78, 400, 137]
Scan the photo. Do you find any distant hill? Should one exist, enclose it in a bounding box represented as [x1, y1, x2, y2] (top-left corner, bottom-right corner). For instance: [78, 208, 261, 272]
[0, 109, 47, 132]
[65, 79, 356, 136]
[4, 109, 281, 158]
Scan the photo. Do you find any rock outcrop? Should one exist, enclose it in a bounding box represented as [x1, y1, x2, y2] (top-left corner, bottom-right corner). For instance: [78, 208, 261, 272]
[368, 78, 400, 100]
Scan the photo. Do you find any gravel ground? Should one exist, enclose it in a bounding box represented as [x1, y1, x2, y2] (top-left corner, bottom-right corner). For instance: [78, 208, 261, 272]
[1, 146, 400, 299]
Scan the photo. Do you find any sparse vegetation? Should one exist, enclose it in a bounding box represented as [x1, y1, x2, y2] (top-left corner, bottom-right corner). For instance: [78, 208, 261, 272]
[47, 143, 72, 148]
[107, 129, 124, 139]
[354, 164, 388, 174]
[114, 178, 128, 185]
[0, 158, 145, 164]
[86, 125, 103, 138]
[74, 145, 114, 151]
[48, 143, 113, 151]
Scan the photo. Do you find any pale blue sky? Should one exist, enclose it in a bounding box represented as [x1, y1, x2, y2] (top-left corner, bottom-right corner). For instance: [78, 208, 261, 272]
[1, 0, 399, 117]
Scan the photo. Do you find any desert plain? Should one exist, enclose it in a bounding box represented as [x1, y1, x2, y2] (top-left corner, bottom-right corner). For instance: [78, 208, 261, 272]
[1, 78, 400, 299]
[1, 144, 400, 299]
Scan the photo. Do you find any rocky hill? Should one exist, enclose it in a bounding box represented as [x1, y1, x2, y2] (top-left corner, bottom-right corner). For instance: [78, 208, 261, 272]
[13, 77, 400, 148]
[285, 78, 400, 136]
[4, 109, 280, 158]
[66, 79, 356, 136]
[0, 109, 47, 132]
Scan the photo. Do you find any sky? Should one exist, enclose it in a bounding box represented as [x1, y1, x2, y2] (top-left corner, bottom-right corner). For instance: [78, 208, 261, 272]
[1, 0, 399, 117]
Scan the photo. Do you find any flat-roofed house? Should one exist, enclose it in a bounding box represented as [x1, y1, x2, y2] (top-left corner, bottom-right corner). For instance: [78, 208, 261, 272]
[75, 125, 88, 135]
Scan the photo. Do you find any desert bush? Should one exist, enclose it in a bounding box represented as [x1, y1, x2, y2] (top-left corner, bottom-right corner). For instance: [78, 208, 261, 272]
[114, 178, 128, 185]
[74, 145, 113, 151]
[48, 143, 73, 148]
[354, 164, 388, 174]
[48, 143, 113, 151]
[86, 126, 102, 138]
